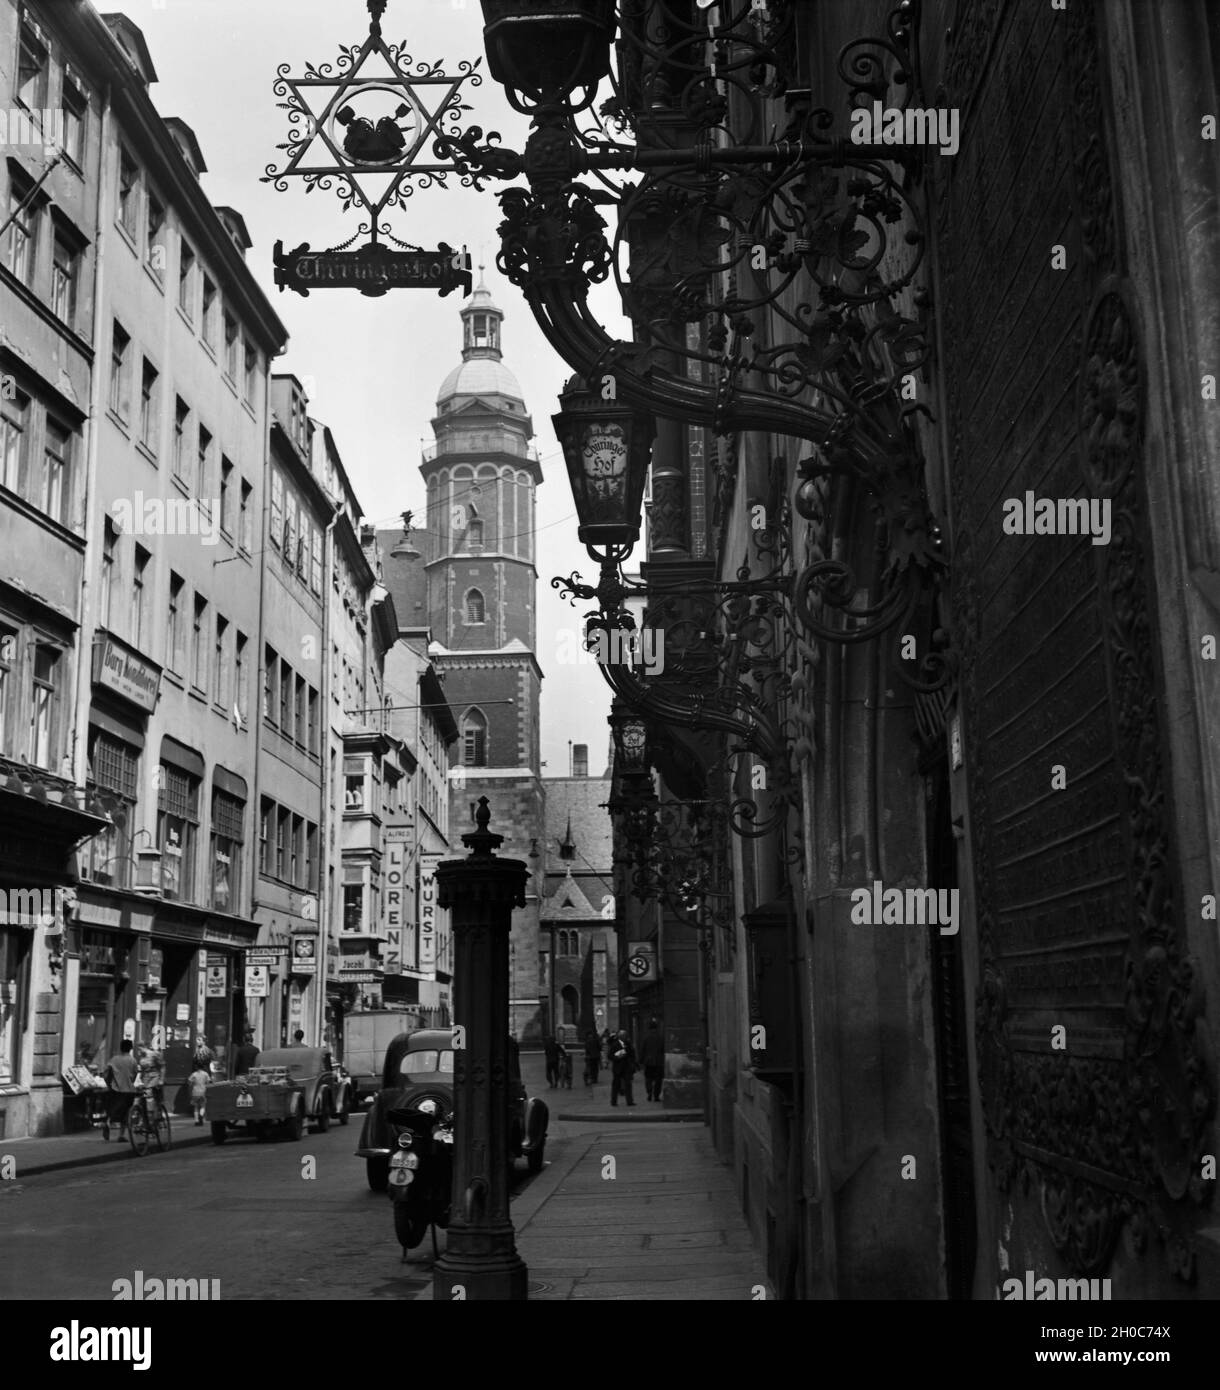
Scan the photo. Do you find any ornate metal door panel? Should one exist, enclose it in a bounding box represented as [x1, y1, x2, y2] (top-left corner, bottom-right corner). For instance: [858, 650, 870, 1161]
[938, 0, 1212, 1284]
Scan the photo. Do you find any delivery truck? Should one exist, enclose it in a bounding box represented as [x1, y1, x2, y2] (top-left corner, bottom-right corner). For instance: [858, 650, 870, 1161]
[343, 1010, 421, 1106]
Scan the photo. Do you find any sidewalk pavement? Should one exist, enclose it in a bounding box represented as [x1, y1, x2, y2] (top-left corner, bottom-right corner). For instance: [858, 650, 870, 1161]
[422, 1117, 770, 1301]
[2, 1117, 214, 1178]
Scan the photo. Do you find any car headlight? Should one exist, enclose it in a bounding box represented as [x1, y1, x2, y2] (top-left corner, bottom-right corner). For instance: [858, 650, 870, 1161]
[417, 1098, 439, 1117]
[397, 1133, 413, 1149]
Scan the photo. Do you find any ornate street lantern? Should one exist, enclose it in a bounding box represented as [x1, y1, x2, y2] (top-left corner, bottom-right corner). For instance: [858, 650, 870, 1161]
[611, 710, 648, 773]
[553, 376, 655, 553]
[480, 0, 617, 107]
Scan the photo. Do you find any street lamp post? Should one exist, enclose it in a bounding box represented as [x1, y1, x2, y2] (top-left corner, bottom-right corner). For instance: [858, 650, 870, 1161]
[433, 797, 529, 1301]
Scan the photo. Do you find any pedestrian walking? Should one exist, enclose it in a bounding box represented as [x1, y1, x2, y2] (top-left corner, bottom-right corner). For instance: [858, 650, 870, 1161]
[544, 1035, 560, 1088]
[103, 1039, 138, 1137]
[640, 1018, 665, 1102]
[583, 1030, 601, 1087]
[189, 1064, 210, 1125]
[608, 1029, 637, 1107]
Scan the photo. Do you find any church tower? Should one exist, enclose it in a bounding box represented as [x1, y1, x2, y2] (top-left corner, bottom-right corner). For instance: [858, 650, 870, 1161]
[422, 273, 546, 1041]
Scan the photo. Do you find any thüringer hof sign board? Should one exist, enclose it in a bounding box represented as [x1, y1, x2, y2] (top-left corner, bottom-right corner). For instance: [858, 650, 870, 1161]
[273, 241, 472, 299]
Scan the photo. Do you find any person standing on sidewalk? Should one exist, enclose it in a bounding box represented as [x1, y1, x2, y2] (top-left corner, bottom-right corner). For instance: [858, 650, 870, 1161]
[189, 1063, 210, 1125]
[234, 1030, 260, 1076]
[640, 1018, 665, 1102]
[103, 1039, 138, 1137]
[544, 1035, 560, 1088]
[609, 1029, 637, 1107]
[583, 1030, 601, 1087]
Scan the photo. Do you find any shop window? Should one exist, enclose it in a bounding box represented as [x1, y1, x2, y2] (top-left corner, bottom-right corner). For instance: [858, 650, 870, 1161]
[0, 921, 32, 1085]
[157, 761, 200, 901]
[210, 788, 244, 912]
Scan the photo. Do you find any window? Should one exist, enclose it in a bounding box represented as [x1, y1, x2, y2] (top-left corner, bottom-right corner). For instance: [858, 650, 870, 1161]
[234, 631, 247, 720]
[83, 730, 138, 887]
[467, 517, 484, 548]
[244, 342, 258, 405]
[42, 419, 71, 524]
[465, 589, 485, 624]
[157, 762, 200, 901]
[167, 572, 184, 674]
[269, 470, 283, 547]
[294, 673, 305, 745]
[140, 359, 159, 452]
[51, 234, 78, 326]
[275, 806, 290, 879]
[178, 241, 195, 317]
[343, 883, 363, 933]
[172, 397, 190, 484]
[239, 479, 253, 550]
[310, 524, 323, 596]
[109, 322, 131, 420]
[259, 797, 273, 876]
[201, 275, 217, 350]
[219, 457, 233, 533]
[130, 545, 149, 649]
[146, 194, 165, 276]
[29, 643, 60, 768]
[213, 614, 229, 706]
[344, 755, 365, 811]
[1, 389, 29, 493]
[307, 687, 318, 756]
[284, 491, 296, 565]
[118, 148, 139, 238]
[210, 789, 244, 912]
[462, 709, 487, 767]
[99, 518, 116, 630]
[191, 593, 207, 688]
[223, 312, 238, 379]
[263, 644, 276, 724]
[197, 423, 212, 500]
[305, 823, 318, 893]
[290, 813, 303, 886]
[279, 657, 291, 731]
[0, 624, 16, 755]
[4, 183, 37, 287]
[17, 22, 48, 110]
[62, 81, 87, 167]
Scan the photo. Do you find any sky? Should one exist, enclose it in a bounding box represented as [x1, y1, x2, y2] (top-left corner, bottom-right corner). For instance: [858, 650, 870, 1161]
[113, 0, 628, 777]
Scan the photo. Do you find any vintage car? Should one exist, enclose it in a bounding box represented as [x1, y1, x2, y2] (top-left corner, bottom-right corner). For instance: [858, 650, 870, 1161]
[210, 1046, 352, 1144]
[356, 1029, 548, 1191]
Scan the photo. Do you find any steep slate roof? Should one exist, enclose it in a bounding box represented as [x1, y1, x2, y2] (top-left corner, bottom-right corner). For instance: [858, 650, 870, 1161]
[540, 868, 598, 921]
[542, 776, 613, 876]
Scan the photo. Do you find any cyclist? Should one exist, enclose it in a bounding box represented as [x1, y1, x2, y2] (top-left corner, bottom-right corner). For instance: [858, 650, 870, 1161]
[136, 1042, 165, 1103]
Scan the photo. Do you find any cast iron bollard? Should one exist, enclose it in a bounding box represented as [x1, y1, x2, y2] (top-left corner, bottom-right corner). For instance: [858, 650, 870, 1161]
[432, 796, 529, 1300]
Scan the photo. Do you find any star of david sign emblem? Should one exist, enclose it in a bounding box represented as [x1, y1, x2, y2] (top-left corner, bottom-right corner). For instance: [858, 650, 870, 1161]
[262, 10, 483, 235]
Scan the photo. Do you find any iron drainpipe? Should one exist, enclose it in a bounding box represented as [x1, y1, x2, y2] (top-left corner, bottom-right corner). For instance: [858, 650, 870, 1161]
[250, 381, 273, 1043]
[314, 500, 341, 1046]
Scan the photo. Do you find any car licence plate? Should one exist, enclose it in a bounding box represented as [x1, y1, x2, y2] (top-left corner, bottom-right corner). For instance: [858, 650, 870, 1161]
[236, 1093, 253, 1108]
[390, 1167, 413, 1186]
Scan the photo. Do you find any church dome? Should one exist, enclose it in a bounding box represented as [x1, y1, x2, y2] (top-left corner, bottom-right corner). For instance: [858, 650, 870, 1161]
[436, 356, 525, 405]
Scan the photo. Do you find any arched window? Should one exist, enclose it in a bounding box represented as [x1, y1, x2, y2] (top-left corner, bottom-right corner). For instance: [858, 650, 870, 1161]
[462, 708, 487, 767]
[465, 588, 485, 624]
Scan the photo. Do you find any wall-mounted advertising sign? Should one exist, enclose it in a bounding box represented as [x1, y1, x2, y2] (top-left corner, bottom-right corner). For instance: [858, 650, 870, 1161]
[419, 852, 443, 971]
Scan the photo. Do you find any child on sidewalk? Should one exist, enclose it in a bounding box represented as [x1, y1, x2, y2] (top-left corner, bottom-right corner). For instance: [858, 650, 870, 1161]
[189, 1064, 210, 1125]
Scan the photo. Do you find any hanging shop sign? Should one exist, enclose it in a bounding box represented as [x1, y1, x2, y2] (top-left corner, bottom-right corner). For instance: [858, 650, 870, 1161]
[272, 240, 471, 298]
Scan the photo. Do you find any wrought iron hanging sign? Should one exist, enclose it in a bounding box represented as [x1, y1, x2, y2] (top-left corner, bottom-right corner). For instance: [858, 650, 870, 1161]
[261, 0, 479, 296]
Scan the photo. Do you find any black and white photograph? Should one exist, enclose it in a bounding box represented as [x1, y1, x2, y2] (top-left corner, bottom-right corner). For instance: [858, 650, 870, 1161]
[0, 0, 1217, 1359]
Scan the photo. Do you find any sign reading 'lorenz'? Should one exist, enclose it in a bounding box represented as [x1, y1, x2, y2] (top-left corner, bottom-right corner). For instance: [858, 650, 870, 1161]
[272, 240, 472, 299]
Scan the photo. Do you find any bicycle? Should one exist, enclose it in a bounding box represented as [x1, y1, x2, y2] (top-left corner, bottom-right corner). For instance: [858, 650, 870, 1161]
[127, 1085, 172, 1156]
